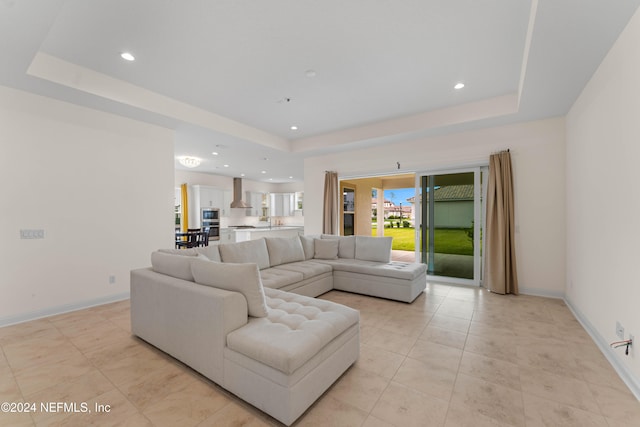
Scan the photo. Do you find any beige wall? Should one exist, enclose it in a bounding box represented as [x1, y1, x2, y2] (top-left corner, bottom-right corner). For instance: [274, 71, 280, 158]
[305, 118, 566, 297]
[566, 7, 640, 391]
[0, 86, 174, 324]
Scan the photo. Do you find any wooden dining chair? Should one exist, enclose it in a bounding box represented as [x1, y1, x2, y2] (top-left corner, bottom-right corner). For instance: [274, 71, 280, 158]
[176, 229, 200, 249]
[199, 227, 210, 247]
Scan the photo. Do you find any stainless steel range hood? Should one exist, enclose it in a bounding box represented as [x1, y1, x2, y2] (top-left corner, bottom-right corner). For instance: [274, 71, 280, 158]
[230, 177, 252, 208]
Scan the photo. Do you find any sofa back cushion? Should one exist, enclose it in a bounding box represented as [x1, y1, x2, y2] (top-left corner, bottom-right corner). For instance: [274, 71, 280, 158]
[190, 258, 269, 317]
[195, 245, 221, 262]
[298, 235, 317, 260]
[265, 236, 305, 267]
[355, 236, 393, 262]
[313, 238, 340, 260]
[321, 235, 355, 259]
[151, 251, 196, 282]
[158, 248, 198, 256]
[219, 238, 271, 270]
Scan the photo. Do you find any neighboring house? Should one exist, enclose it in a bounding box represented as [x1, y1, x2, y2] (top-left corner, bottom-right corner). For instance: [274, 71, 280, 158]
[406, 184, 474, 228]
[371, 198, 413, 219]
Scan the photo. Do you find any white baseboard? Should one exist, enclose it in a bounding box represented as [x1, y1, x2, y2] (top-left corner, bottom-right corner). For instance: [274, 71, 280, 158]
[519, 287, 565, 299]
[0, 292, 130, 328]
[564, 297, 640, 401]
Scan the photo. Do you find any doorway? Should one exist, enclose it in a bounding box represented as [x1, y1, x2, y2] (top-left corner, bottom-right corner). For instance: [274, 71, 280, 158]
[417, 168, 485, 286]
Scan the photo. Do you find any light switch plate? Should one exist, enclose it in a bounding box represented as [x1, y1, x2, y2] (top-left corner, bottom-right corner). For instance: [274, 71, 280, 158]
[20, 229, 45, 239]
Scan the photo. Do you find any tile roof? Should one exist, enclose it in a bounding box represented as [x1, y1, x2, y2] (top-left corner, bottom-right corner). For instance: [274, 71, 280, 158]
[406, 184, 474, 202]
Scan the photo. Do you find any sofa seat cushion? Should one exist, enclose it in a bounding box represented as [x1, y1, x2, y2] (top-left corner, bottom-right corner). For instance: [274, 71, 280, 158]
[259, 268, 304, 289]
[316, 259, 427, 280]
[272, 261, 333, 280]
[226, 288, 359, 375]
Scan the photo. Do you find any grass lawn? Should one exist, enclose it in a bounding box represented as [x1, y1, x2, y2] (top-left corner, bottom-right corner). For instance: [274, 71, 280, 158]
[372, 227, 473, 255]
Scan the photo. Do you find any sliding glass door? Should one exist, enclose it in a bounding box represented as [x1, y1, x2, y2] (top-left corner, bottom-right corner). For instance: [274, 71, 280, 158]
[416, 168, 485, 286]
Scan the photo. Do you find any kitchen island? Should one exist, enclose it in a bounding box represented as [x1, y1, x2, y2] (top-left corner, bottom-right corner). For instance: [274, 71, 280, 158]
[220, 226, 304, 243]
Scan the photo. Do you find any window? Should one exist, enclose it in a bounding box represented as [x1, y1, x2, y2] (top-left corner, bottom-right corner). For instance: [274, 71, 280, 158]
[343, 187, 355, 236]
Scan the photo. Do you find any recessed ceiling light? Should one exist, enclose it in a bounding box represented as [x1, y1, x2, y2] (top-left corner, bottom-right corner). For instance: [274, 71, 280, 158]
[223, 164, 229, 168]
[305, 69, 317, 78]
[290, 126, 298, 131]
[120, 52, 135, 61]
[289, 176, 293, 179]
[212, 152, 219, 156]
[261, 170, 267, 174]
[454, 82, 465, 90]
[240, 173, 245, 177]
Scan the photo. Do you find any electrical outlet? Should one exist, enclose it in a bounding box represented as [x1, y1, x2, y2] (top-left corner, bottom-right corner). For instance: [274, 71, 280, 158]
[616, 321, 624, 339]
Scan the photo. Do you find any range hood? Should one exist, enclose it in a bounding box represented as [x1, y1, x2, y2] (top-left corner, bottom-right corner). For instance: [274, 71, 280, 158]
[230, 177, 252, 208]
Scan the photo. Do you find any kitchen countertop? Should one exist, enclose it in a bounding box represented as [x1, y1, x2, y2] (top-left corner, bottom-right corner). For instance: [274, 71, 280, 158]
[222, 226, 303, 231]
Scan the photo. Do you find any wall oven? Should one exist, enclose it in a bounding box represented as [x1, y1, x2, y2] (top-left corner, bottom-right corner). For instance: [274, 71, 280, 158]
[201, 208, 220, 241]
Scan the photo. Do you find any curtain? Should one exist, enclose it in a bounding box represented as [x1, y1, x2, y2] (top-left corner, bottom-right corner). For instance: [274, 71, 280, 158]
[323, 171, 339, 234]
[181, 183, 189, 233]
[484, 151, 518, 294]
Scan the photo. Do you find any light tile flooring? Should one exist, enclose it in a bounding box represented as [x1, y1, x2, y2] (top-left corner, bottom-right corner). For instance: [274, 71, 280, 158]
[1, 284, 640, 426]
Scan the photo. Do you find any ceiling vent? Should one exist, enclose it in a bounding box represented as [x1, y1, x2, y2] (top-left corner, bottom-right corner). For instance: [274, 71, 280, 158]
[230, 177, 252, 208]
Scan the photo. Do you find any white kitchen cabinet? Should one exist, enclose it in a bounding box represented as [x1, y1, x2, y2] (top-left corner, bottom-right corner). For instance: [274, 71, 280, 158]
[190, 185, 231, 227]
[221, 190, 232, 217]
[270, 193, 294, 217]
[218, 229, 235, 243]
[245, 191, 266, 217]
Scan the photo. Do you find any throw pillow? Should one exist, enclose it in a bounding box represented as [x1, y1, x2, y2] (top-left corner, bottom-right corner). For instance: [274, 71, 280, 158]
[190, 258, 269, 317]
[313, 238, 339, 260]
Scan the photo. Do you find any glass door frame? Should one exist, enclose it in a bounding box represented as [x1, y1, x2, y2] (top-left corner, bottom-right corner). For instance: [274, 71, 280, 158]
[414, 166, 486, 287]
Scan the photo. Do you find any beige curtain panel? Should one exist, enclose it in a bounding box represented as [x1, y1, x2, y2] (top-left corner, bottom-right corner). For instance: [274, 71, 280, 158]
[484, 150, 519, 295]
[323, 171, 338, 234]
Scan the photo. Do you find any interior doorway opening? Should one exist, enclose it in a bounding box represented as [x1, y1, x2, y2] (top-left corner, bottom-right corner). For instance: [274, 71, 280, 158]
[339, 173, 416, 260]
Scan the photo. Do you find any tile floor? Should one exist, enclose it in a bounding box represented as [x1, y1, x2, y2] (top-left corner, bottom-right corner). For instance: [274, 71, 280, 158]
[1, 284, 639, 426]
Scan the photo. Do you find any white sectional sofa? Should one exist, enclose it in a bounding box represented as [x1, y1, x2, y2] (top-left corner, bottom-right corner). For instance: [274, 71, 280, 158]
[130, 235, 427, 425]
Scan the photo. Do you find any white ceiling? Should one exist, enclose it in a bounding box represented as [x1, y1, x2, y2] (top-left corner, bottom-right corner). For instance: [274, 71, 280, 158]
[2, 0, 639, 182]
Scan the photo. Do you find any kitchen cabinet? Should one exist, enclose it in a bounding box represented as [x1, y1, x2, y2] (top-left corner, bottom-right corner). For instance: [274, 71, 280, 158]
[190, 185, 232, 227]
[245, 191, 266, 217]
[218, 229, 235, 243]
[221, 190, 232, 217]
[270, 193, 294, 217]
[234, 227, 303, 242]
[294, 192, 304, 212]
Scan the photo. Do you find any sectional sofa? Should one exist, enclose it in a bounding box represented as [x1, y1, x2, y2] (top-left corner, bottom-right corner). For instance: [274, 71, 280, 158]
[130, 235, 427, 425]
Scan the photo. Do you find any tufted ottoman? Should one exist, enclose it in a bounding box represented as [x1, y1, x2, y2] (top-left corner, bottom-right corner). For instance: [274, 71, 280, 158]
[222, 287, 360, 425]
[317, 259, 428, 303]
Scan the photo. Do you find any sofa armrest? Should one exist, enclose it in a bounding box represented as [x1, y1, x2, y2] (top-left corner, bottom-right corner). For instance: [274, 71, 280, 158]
[130, 268, 248, 384]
